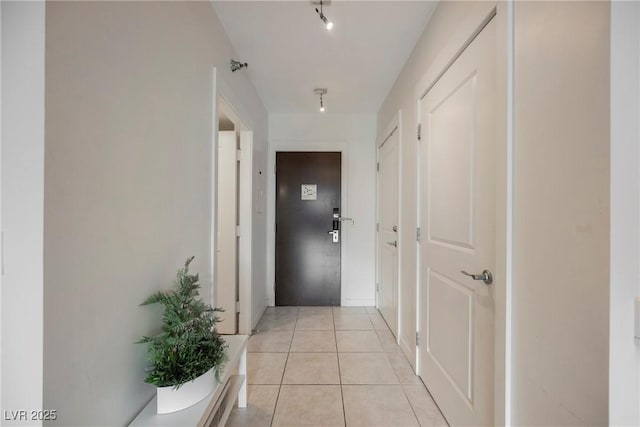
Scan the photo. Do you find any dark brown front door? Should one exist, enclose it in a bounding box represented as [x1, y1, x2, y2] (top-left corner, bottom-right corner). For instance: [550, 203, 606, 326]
[275, 152, 341, 306]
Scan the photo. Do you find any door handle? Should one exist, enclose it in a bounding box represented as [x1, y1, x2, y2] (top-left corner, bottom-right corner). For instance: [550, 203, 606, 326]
[386, 241, 397, 247]
[461, 270, 493, 285]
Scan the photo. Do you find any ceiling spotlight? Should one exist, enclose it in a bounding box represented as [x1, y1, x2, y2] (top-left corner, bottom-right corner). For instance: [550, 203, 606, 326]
[314, 0, 334, 31]
[314, 88, 327, 113]
[325, 19, 334, 31]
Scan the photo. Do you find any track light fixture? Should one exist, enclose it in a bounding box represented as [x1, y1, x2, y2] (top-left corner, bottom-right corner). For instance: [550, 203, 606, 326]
[314, 0, 334, 30]
[230, 59, 248, 72]
[314, 88, 327, 113]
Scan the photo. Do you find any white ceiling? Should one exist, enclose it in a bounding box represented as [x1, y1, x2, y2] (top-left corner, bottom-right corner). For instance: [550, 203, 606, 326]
[212, 1, 437, 114]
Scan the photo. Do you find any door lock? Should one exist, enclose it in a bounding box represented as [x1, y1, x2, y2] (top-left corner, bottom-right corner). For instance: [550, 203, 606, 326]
[329, 207, 340, 243]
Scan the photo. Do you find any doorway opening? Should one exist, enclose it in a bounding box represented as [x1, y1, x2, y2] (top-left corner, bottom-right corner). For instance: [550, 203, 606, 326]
[376, 118, 401, 339]
[215, 96, 253, 334]
[274, 152, 342, 306]
[266, 142, 349, 307]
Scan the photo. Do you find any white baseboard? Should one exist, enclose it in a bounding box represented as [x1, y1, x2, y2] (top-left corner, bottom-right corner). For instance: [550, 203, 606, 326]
[341, 298, 376, 307]
[399, 335, 416, 371]
[251, 305, 267, 331]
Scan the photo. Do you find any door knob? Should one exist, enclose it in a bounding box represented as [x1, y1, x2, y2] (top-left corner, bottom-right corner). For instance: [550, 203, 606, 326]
[386, 241, 397, 247]
[461, 269, 493, 285]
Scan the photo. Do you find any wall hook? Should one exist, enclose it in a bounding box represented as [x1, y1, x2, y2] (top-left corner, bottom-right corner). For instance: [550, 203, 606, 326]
[230, 59, 248, 72]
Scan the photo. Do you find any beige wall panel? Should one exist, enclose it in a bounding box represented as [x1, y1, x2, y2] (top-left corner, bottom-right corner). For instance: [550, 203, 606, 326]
[512, 2, 610, 425]
[43, 2, 267, 425]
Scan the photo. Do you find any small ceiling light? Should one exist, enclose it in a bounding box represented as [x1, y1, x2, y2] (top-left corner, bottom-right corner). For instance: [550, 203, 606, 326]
[314, 88, 327, 113]
[314, 0, 334, 31]
[321, 14, 334, 31]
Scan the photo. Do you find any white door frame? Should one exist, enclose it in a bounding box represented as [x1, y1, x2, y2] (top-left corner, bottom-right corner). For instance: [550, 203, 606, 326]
[1, 2, 4, 412]
[375, 111, 402, 344]
[609, 1, 640, 423]
[236, 129, 253, 334]
[266, 140, 348, 306]
[1, 1, 45, 416]
[211, 73, 253, 335]
[414, 2, 512, 424]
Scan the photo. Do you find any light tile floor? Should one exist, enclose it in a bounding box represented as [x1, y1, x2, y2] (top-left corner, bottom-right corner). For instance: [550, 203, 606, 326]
[228, 306, 448, 427]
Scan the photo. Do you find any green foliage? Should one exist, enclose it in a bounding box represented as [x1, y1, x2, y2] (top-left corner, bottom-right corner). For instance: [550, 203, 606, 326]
[137, 256, 227, 389]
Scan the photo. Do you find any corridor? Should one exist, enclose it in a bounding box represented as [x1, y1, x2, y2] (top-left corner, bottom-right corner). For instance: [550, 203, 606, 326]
[228, 307, 447, 427]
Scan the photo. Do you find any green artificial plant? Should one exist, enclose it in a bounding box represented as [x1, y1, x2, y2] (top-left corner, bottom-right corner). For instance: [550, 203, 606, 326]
[137, 256, 227, 389]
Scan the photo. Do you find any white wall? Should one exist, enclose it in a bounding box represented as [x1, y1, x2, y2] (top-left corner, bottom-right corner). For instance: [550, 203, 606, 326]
[379, 1, 611, 425]
[251, 129, 268, 327]
[268, 113, 377, 307]
[1, 1, 45, 424]
[610, 1, 640, 425]
[377, 0, 492, 371]
[511, 2, 609, 425]
[43, 2, 267, 425]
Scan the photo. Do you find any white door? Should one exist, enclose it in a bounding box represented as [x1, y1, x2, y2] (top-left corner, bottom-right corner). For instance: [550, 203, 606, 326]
[418, 18, 496, 426]
[216, 130, 239, 334]
[377, 128, 400, 336]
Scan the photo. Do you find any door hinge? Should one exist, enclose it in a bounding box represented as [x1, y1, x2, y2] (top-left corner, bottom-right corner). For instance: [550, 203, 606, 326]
[376, 223, 379, 232]
[416, 227, 421, 242]
[417, 123, 422, 141]
[275, 223, 277, 233]
[376, 282, 379, 292]
[236, 149, 242, 162]
[236, 225, 241, 237]
[235, 301, 241, 313]
[416, 331, 420, 346]
[376, 162, 380, 172]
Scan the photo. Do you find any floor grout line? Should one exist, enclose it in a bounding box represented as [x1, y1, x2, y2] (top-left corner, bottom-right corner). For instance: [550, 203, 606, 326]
[327, 309, 349, 426]
[268, 308, 298, 427]
[399, 380, 425, 427]
[269, 383, 282, 427]
[242, 306, 447, 427]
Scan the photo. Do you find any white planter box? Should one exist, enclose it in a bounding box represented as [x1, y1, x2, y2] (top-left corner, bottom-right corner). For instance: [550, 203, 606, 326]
[130, 336, 248, 427]
[156, 367, 215, 414]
